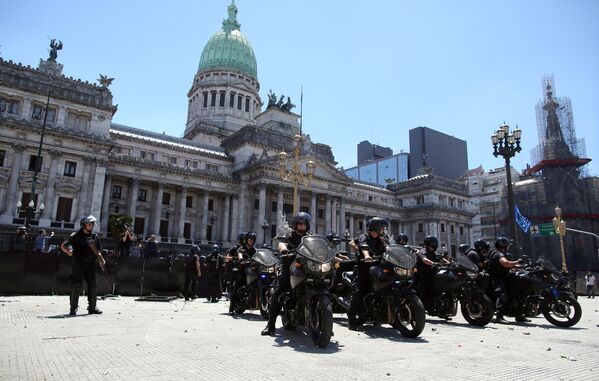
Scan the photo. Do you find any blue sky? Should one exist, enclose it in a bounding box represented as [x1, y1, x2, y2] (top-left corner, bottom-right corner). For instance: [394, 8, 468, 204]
[2, 0, 598, 176]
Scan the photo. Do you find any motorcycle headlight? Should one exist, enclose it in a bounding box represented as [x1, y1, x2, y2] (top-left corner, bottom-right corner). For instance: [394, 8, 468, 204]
[268, 266, 275, 273]
[466, 271, 478, 279]
[306, 260, 332, 273]
[394, 267, 412, 277]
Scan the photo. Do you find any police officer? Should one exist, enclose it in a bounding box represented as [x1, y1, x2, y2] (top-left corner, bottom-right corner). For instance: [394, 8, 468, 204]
[224, 233, 245, 294]
[261, 212, 311, 336]
[184, 245, 201, 301]
[414, 236, 446, 306]
[60, 215, 105, 315]
[488, 237, 524, 323]
[467, 240, 491, 270]
[396, 233, 409, 246]
[202, 244, 224, 302]
[229, 232, 257, 314]
[347, 217, 390, 330]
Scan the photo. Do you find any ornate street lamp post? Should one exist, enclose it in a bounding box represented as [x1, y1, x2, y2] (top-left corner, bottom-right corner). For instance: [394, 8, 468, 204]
[278, 134, 316, 215]
[491, 123, 522, 256]
[262, 219, 269, 245]
[552, 206, 568, 273]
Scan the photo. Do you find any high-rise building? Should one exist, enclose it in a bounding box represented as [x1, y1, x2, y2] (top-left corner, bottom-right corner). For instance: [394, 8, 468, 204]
[357, 140, 393, 165]
[344, 152, 409, 187]
[409, 127, 468, 179]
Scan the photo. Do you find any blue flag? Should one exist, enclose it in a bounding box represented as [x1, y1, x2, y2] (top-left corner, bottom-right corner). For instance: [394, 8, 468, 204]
[515, 205, 531, 233]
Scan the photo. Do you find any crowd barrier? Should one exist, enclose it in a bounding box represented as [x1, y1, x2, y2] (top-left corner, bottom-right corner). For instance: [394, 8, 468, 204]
[0, 252, 211, 297]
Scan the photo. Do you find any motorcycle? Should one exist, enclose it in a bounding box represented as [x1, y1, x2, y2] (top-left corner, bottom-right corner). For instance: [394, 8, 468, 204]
[416, 252, 494, 326]
[335, 244, 426, 338]
[230, 248, 279, 319]
[277, 235, 336, 348]
[485, 255, 582, 327]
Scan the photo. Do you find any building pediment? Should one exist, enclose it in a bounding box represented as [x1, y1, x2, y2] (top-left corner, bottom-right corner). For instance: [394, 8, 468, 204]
[54, 175, 82, 193]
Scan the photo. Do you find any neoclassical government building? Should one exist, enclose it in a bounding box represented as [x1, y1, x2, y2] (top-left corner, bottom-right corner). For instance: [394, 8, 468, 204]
[0, 3, 474, 252]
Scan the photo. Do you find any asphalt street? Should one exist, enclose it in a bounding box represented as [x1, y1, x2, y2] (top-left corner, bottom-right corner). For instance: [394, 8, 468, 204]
[1, 295, 598, 380]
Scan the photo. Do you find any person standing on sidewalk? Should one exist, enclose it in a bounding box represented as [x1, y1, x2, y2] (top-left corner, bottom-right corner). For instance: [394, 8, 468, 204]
[60, 216, 105, 315]
[585, 271, 596, 299]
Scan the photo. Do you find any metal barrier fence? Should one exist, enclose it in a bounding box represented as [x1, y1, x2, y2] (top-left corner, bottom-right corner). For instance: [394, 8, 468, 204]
[0, 252, 211, 297]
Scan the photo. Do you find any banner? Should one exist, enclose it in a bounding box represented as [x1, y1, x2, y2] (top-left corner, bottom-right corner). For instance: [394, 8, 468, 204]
[515, 205, 531, 233]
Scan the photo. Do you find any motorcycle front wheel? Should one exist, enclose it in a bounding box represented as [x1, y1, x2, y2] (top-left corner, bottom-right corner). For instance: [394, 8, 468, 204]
[460, 293, 494, 326]
[309, 294, 333, 348]
[393, 293, 426, 338]
[259, 288, 271, 320]
[541, 295, 582, 328]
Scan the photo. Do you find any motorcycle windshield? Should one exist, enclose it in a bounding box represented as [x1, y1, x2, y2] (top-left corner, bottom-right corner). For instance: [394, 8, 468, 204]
[455, 253, 478, 272]
[537, 256, 558, 272]
[383, 244, 416, 269]
[295, 235, 337, 264]
[252, 249, 279, 267]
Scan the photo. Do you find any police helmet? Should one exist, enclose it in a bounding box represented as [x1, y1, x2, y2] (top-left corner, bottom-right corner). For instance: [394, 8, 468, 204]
[292, 212, 311, 231]
[191, 244, 200, 254]
[495, 237, 510, 250]
[396, 233, 409, 245]
[423, 235, 439, 250]
[237, 233, 246, 245]
[80, 215, 98, 227]
[245, 231, 257, 242]
[458, 244, 470, 254]
[473, 239, 490, 252]
[367, 217, 388, 232]
[211, 244, 219, 254]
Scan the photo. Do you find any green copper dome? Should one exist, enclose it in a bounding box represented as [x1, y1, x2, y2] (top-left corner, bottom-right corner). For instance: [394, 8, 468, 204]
[198, 2, 257, 79]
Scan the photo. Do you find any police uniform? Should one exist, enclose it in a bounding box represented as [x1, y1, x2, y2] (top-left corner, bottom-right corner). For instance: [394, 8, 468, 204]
[414, 248, 443, 303]
[488, 249, 512, 316]
[204, 252, 224, 302]
[184, 252, 200, 300]
[229, 245, 256, 312]
[64, 229, 102, 314]
[348, 233, 389, 319]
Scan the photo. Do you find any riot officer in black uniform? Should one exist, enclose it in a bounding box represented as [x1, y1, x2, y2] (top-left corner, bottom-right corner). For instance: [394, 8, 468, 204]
[60, 215, 105, 315]
[467, 239, 490, 270]
[396, 233, 409, 246]
[229, 232, 257, 314]
[203, 244, 224, 302]
[261, 212, 311, 336]
[347, 217, 390, 330]
[488, 237, 524, 323]
[224, 233, 245, 294]
[184, 245, 201, 301]
[414, 235, 447, 307]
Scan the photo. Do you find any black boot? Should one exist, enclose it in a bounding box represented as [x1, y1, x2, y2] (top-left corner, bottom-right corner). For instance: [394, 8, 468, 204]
[347, 314, 359, 331]
[69, 306, 78, 316]
[494, 313, 508, 324]
[88, 307, 103, 314]
[261, 322, 276, 336]
[515, 316, 531, 323]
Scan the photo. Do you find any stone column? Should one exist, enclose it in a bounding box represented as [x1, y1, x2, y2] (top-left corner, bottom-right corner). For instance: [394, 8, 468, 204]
[325, 194, 332, 234]
[76, 158, 92, 219]
[310, 192, 317, 234]
[222, 194, 230, 243]
[2, 145, 26, 219]
[339, 198, 346, 238]
[152, 183, 164, 238]
[276, 187, 284, 233]
[231, 196, 239, 237]
[200, 191, 209, 241]
[331, 198, 338, 234]
[41, 150, 61, 220]
[178, 186, 188, 243]
[349, 212, 355, 238]
[100, 174, 112, 234]
[127, 178, 139, 226]
[257, 185, 266, 243]
[89, 160, 106, 233]
[238, 182, 248, 233]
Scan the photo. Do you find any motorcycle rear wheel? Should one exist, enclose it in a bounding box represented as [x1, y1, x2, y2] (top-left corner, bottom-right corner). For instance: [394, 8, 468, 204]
[541, 295, 582, 328]
[393, 294, 426, 338]
[460, 293, 494, 326]
[309, 295, 333, 348]
[281, 310, 296, 331]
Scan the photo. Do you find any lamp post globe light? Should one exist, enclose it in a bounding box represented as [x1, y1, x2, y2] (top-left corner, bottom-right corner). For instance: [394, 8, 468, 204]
[491, 123, 522, 256]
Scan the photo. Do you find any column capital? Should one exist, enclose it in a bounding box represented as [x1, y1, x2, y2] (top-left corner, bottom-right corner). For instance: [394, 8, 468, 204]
[49, 150, 62, 159]
[12, 143, 27, 152]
